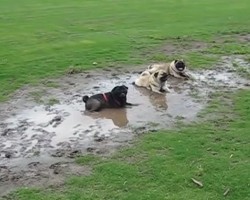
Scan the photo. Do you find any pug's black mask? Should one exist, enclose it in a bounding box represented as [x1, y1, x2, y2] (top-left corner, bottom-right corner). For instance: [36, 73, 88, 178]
[174, 60, 186, 72]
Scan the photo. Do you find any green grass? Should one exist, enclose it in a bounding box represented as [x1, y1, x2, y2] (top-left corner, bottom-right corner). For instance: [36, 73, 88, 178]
[1, 1, 250, 199]
[29, 90, 45, 104]
[1, 0, 250, 101]
[232, 62, 250, 79]
[76, 154, 100, 165]
[47, 97, 60, 105]
[9, 89, 250, 200]
[205, 42, 250, 55]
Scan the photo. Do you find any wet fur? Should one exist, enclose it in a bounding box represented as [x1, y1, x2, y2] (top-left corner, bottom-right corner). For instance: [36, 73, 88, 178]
[134, 70, 170, 94]
[82, 85, 135, 112]
[148, 60, 190, 79]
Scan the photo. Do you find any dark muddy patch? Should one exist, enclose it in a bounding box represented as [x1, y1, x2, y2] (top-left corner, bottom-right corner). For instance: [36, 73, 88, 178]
[161, 40, 208, 55]
[237, 33, 250, 43]
[0, 157, 91, 197]
[0, 56, 249, 196]
[156, 34, 250, 56]
[216, 33, 250, 44]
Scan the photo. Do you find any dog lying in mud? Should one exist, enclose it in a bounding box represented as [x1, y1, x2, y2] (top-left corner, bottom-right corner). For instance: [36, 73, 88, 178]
[133, 69, 170, 94]
[147, 59, 190, 80]
[82, 85, 137, 112]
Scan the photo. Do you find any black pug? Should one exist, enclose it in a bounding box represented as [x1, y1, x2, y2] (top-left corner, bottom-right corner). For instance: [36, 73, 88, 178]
[82, 85, 136, 112]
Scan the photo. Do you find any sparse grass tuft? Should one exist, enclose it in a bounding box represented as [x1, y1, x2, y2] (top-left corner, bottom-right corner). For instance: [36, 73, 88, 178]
[76, 154, 101, 165]
[47, 98, 60, 106]
[66, 66, 85, 75]
[29, 91, 45, 104]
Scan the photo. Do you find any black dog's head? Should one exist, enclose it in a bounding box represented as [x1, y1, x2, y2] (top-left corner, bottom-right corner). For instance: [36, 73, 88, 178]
[111, 85, 128, 98]
[174, 60, 186, 72]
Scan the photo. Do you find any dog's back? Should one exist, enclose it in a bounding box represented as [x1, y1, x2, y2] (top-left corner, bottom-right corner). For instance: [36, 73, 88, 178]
[134, 70, 151, 87]
[148, 63, 170, 74]
[82, 93, 105, 112]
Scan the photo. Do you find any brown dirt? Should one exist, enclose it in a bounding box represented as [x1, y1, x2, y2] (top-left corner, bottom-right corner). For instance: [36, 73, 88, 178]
[158, 33, 250, 56]
[0, 56, 249, 196]
[161, 40, 208, 55]
[237, 33, 250, 43]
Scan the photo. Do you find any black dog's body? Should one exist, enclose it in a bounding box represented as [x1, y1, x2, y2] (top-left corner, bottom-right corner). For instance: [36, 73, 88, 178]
[82, 85, 134, 112]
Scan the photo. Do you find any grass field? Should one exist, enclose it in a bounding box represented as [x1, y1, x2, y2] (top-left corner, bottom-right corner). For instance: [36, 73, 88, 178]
[1, 0, 250, 199]
[0, 0, 250, 101]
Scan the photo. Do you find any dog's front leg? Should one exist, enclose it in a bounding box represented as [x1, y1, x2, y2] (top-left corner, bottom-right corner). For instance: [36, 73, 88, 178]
[179, 72, 190, 80]
[162, 85, 171, 92]
[151, 86, 165, 94]
[161, 83, 170, 93]
[126, 102, 139, 106]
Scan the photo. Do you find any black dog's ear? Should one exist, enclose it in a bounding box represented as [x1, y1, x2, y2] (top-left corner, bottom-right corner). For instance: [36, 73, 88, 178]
[82, 95, 89, 103]
[111, 86, 119, 92]
[154, 72, 159, 78]
[120, 85, 128, 90]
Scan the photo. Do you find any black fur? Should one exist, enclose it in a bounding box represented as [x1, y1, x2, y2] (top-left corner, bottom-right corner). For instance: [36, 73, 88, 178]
[154, 72, 159, 78]
[159, 72, 168, 82]
[82, 85, 135, 112]
[82, 95, 89, 103]
[175, 60, 186, 71]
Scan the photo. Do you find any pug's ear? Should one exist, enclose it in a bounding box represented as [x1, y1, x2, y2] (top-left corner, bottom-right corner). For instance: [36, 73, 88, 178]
[122, 85, 128, 89]
[163, 72, 168, 77]
[154, 72, 159, 78]
[111, 86, 119, 92]
[174, 60, 178, 64]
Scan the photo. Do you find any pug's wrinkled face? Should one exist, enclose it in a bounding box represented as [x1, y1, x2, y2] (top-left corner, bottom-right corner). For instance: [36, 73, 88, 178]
[154, 70, 168, 83]
[111, 85, 128, 97]
[174, 60, 186, 72]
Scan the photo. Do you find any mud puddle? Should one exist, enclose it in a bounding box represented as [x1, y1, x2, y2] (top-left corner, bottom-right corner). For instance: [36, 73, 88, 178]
[0, 56, 249, 196]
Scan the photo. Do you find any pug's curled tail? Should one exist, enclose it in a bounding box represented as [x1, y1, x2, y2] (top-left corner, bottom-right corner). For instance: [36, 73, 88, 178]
[82, 95, 89, 103]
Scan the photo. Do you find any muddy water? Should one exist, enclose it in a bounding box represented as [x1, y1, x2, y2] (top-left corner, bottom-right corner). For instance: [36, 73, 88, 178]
[0, 75, 202, 161]
[0, 56, 249, 196]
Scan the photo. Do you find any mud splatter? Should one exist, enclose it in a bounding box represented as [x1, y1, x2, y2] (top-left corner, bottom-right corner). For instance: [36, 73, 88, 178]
[0, 56, 249, 196]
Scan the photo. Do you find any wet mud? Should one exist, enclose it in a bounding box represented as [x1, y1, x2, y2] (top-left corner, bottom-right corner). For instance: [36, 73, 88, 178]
[0, 56, 249, 196]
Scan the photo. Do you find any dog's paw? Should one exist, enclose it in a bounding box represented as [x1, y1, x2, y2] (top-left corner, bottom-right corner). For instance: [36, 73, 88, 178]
[162, 88, 171, 93]
[160, 86, 171, 93]
[159, 88, 166, 93]
[166, 88, 171, 93]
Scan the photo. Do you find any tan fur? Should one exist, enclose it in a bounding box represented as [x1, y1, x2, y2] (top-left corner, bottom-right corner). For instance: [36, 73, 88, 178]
[134, 70, 170, 94]
[147, 60, 190, 79]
